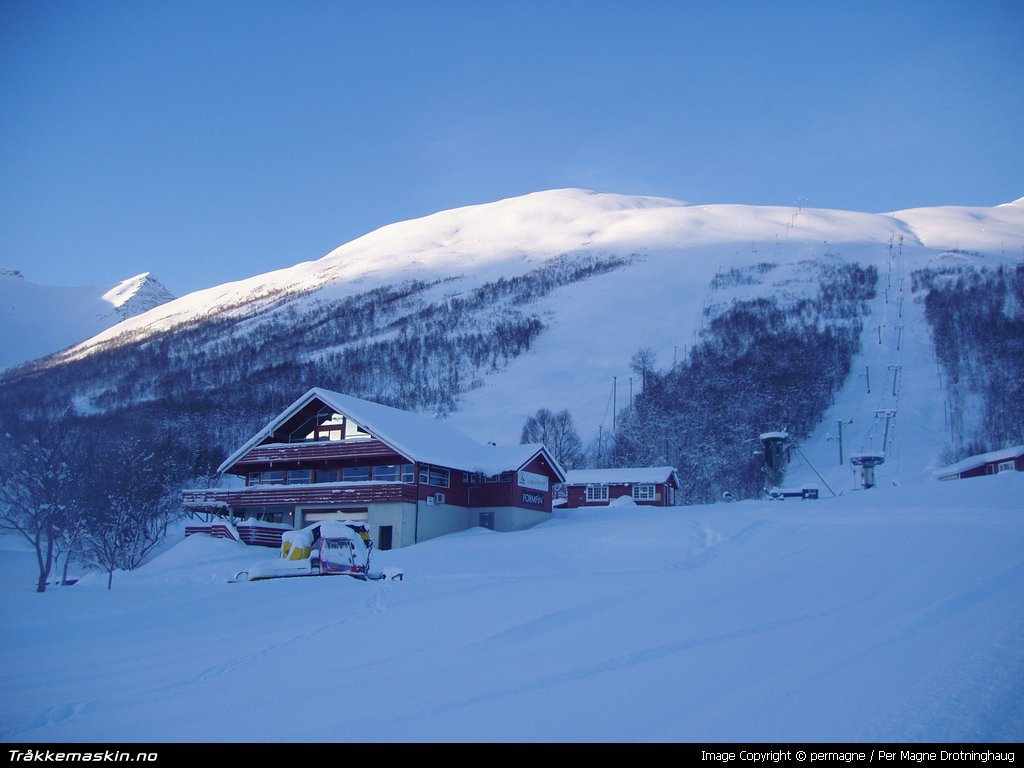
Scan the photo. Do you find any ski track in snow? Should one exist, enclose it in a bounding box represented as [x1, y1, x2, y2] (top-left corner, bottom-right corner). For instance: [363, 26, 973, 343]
[156, 581, 394, 695]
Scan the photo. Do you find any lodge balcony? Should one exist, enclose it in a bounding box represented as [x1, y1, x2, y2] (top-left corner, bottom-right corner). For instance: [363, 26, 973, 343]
[181, 481, 419, 511]
[231, 439, 400, 469]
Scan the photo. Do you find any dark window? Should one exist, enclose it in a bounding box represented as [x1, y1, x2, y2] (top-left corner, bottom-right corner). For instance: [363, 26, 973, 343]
[376, 464, 415, 482]
[418, 465, 450, 488]
[262, 470, 286, 485]
[288, 470, 312, 484]
[314, 469, 340, 484]
[344, 466, 370, 482]
[373, 465, 401, 482]
[377, 526, 393, 550]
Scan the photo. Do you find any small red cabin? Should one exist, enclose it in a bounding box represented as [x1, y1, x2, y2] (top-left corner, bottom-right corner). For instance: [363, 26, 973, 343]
[561, 467, 681, 508]
[934, 445, 1024, 481]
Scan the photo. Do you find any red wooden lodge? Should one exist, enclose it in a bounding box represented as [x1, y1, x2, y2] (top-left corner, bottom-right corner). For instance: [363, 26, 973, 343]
[182, 388, 565, 550]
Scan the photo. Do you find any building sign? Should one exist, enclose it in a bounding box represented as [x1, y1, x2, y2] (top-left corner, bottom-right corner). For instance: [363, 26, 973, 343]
[521, 491, 545, 506]
[518, 470, 549, 492]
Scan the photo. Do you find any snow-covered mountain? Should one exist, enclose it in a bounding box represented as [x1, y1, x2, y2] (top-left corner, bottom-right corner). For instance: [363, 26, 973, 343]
[0, 269, 174, 370]
[4, 189, 1022, 490]
[54, 190, 1024, 364]
[4, 191, 1022, 743]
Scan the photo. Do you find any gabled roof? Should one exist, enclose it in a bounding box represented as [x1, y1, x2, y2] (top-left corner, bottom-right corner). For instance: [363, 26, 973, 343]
[563, 466, 680, 486]
[933, 445, 1024, 478]
[219, 387, 565, 480]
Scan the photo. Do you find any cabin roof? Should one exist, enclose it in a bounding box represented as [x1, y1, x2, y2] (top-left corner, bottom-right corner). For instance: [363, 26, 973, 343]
[563, 466, 680, 486]
[933, 445, 1024, 478]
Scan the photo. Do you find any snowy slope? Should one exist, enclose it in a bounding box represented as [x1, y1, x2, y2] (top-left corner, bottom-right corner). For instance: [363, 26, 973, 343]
[28, 189, 1024, 471]
[0, 269, 174, 370]
[1, 474, 1021, 742]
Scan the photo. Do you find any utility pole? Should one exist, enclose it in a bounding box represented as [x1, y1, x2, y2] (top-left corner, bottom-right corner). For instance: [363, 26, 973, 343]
[833, 418, 852, 465]
[612, 377, 617, 434]
[875, 409, 897, 452]
[888, 364, 902, 396]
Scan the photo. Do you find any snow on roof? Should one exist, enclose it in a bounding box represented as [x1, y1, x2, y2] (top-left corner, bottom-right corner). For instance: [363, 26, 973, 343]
[563, 466, 678, 486]
[218, 387, 565, 480]
[933, 445, 1024, 478]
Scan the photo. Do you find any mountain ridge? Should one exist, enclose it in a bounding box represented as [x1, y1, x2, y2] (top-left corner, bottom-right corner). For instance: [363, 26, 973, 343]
[44, 189, 1024, 367]
[0, 270, 175, 370]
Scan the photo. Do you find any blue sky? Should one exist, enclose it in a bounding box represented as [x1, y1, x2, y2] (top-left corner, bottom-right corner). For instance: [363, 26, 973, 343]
[2, 0, 1022, 296]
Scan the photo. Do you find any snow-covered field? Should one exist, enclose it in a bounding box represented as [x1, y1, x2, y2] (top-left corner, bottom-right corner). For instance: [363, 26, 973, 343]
[2, 474, 1021, 742]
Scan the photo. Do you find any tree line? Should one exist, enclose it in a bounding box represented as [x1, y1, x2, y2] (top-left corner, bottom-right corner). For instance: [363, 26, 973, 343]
[915, 263, 1024, 460]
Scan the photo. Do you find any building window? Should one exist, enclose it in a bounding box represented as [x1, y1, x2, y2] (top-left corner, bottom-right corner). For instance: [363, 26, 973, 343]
[247, 472, 260, 486]
[288, 469, 312, 484]
[464, 471, 512, 483]
[261, 470, 286, 485]
[586, 484, 609, 502]
[373, 465, 401, 482]
[372, 464, 415, 482]
[292, 408, 373, 443]
[344, 419, 371, 440]
[314, 469, 340, 484]
[997, 460, 1015, 473]
[632, 484, 656, 501]
[344, 466, 370, 482]
[419, 465, 450, 488]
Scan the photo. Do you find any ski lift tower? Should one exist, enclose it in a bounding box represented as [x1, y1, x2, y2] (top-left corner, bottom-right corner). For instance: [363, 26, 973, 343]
[759, 431, 789, 492]
[850, 452, 886, 489]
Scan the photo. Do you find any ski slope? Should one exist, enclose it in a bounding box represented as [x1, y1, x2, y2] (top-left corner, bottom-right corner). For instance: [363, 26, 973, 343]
[42, 190, 1024, 447]
[1, 473, 1022, 742]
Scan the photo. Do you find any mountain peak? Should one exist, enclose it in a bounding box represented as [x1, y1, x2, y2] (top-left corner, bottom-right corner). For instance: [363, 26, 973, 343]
[102, 272, 176, 319]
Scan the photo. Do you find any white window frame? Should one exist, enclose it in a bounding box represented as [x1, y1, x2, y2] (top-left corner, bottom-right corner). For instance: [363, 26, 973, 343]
[418, 464, 451, 488]
[585, 484, 609, 502]
[997, 460, 1015, 473]
[632, 483, 656, 501]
